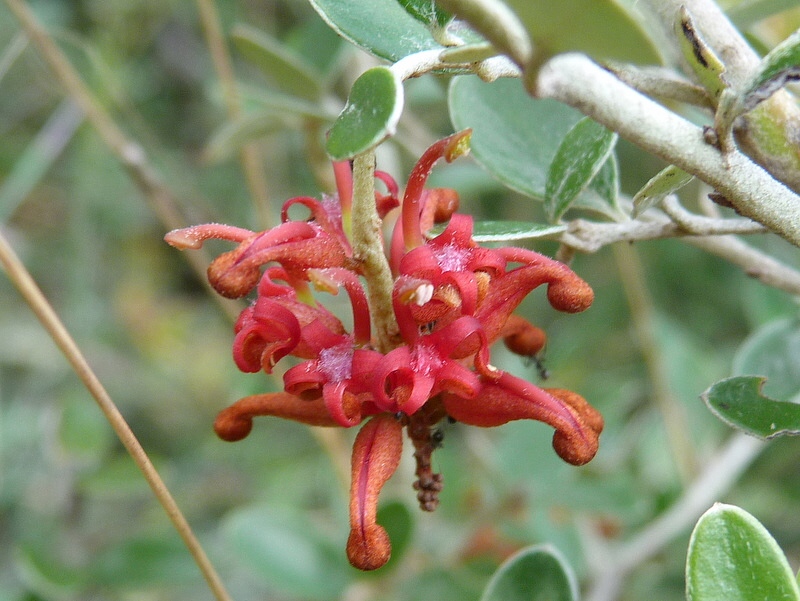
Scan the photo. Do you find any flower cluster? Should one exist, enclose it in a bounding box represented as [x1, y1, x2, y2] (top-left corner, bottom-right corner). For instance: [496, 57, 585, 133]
[165, 131, 603, 570]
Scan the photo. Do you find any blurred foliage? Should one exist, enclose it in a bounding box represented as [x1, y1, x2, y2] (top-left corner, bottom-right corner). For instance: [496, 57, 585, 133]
[1, 1, 799, 601]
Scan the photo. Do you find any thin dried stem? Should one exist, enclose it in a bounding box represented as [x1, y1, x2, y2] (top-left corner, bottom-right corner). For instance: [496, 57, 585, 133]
[613, 242, 698, 484]
[0, 227, 234, 601]
[195, 0, 272, 227]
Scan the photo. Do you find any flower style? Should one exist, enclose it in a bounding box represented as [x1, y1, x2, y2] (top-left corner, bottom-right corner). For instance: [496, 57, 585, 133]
[165, 130, 603, 571]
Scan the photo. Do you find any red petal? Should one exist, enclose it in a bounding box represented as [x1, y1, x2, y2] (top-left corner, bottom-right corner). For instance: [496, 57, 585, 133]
[442, 372, 601, 465]
[214, 393, 338, 441]
[496, 247, 594, 313]
[232, 301, 301, 373]
[347, 414, 403, 570]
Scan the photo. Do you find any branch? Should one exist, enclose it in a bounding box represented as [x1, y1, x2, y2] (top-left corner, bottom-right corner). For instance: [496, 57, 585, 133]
[560, 212, 800, 296]
[535, 54, 800, 247]
[641, 0, 760, 87]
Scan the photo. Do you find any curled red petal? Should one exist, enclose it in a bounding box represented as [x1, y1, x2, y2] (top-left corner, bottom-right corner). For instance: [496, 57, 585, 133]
[441, 372, 602, 466]
[214, 393, 338, 441]
[232, 301, 301, 373]
[372, 345, 436, 415]
[497, 247, 594, 313]
[347, 414, 403, 570]
[501, 314, 547, 358]
[323, 382, 363, 427]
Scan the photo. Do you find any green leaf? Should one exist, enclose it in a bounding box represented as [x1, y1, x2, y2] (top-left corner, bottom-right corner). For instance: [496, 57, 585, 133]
[736, 27, 800, 114]
[397, 0, 452, 28]
[231, 24, 323, 101]
[733, 317, 800, 402]
[428, 221, 567, 241]
[577, 151, 625, 220]
[308, 0, 442, 62]
[545, 116, 617, 221]
[480, 545, 578, 601]
[504, 0, 661, 65]
[632, 164, 694, 217]
[326, 66, 404, 160]
[676, 7, 728, 100]
[702, 376, 800, 439]
[686, 503, 800, 601]
[223, 505, 350, 600]
[448, 76, 583, 200]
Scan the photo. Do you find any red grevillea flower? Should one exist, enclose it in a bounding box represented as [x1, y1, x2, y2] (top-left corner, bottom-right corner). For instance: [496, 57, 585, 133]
[165, 130, 603, 571]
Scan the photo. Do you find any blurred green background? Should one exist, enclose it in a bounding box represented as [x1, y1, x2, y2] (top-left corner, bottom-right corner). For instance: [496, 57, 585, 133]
[1, 1, 800, 600]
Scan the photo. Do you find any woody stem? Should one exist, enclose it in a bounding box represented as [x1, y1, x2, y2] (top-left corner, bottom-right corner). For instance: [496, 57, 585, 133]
[350, 151, 399, 352]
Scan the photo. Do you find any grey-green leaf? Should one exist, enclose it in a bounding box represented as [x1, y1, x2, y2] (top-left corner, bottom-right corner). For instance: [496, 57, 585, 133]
[308, 0, 442, 62]
[231, 24, 323, 101]
[449, 76, 583, 200]
[632, 165, 694, 217]
[737, 27, 800, 114]
[397, 0, 452, 28]
[686, 503, 800, 601]
[503, 0, 661, 65]
[326, 66, 403, 160]
[702, 376, 800, 439]
[481, 545, 578, 601]
[578, 152, 625, 220]
[545, 116, 617, 221]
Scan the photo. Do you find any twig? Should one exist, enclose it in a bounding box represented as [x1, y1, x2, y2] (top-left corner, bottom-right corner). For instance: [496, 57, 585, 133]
[560, 215, 800, 296]
[535, 53, 800, 247]
[660, 195, 768, 235]
[0, 227, 234, 601]
[584, 433, 765, 601]
[195, 0, 272, 227]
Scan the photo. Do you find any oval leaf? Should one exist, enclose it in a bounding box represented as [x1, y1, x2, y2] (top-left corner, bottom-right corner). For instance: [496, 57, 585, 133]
[449, 76, 583, 200]
[326, 66, 404, 160]
[505, 0, 661, 65]
[733, 317, 800, 402]
[687, 503, 800, 601]
[398, 0, 452, 28]
[633, 164, 694, 217]
[702, 376, 800, 439]
[481, 544, 578, 601]
[578, 151, 625, 220]
[231, 24, 323, 101]
[308, 0, 442, 62]
[545, 116, 617, 221]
